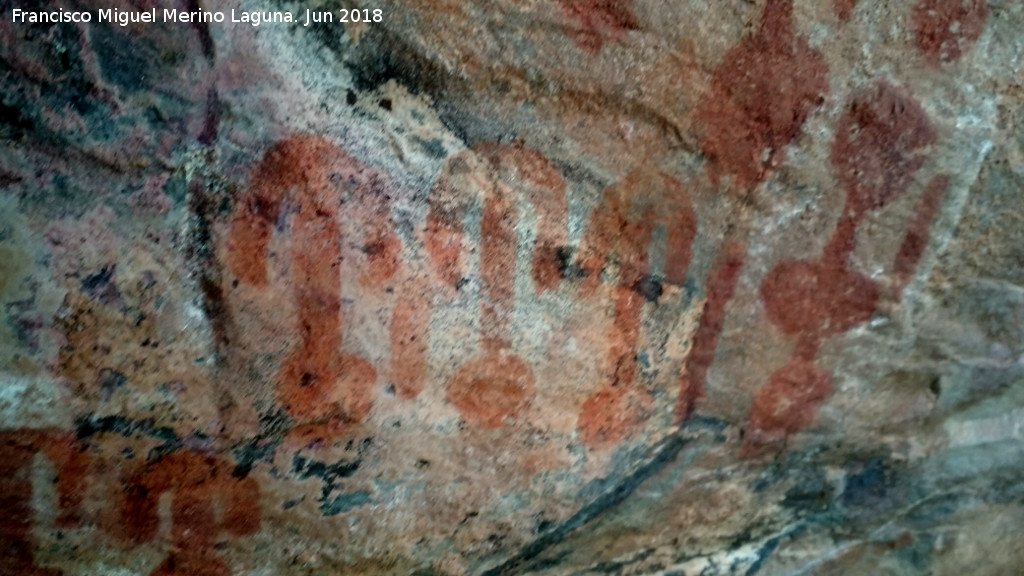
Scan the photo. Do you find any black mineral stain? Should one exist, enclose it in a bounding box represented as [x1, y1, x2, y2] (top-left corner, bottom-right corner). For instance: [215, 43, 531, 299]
[482, 434, 689, 576]
[291, 453, 368, 516]
[842, 457, 889, 505]
[185, 0, 216, 61]
[632, 275, 664, 303]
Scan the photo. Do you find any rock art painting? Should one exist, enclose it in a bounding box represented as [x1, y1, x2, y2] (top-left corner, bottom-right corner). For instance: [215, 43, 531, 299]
[1, 0, 1017, 574]
[913, 0, 988, 64]
[575, 169, 696, 447]
[120, 451, 260, 576]
[228, 134, 397, 445]
[425, 144, 568, 428]
[0, 430, 88, 576]
[748, 82, 945, 450]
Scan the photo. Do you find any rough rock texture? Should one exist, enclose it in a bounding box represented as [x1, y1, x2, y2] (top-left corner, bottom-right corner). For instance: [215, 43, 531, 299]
[1, 0, 1023, 574]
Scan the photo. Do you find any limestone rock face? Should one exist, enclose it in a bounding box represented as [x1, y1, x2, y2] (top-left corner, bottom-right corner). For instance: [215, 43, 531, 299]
[1, 0, 1023, 574]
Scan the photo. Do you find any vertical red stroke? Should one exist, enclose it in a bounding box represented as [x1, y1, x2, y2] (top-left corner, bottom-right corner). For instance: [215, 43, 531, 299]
[576, 170, 697, 447]
[120, 450, 260, 576]
[676, 242, 746, 423]
[893, 174, 949, 293]
[228, 135, 394, 442]
[424, 144, 568, 428]
[0, 430, 89, 576]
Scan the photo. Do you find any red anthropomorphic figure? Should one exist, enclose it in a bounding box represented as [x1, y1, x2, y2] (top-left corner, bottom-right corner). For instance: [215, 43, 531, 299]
[425, 143, 569, 428]
[749, 81, 947, 451]
[120, 450, 260, 576]
[576, 169, 696, 447]
[228, 135, 401, 445]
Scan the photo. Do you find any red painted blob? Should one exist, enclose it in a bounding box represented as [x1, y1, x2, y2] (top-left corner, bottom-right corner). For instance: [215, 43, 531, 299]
[746, 360, 833, 449]
[578, 384, 653, 449]
[835, 0, 859, 22]
[446, 351, 535, 429]
[831, 82, 936, 217]
[914, 0, 988, 64]
[698, 0, 829, 188]
[760, 260, 880, 342]
[559, 0, 640, 54]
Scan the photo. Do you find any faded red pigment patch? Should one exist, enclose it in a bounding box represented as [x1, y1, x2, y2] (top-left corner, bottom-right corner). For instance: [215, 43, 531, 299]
[120, 450, 260, 576]
[575, 170, 697, 446]
[228, 135, 393, 441]
[559, 0, 640, 54]
[745, 360, 833, 449]
[446, 351, 536, 429]
[835, 0, 859, 22]
[893, 174, 949, 292]
[427, 144, 568, 427]
[0, 430, 89, 576]
[477, 144, 569, 294]
[390, 287, 431, 400]
[913, 0, 988, 64]
[677, 242, 746, 422]
[698, 0, 829, 189]
[578, 384, 653, 450]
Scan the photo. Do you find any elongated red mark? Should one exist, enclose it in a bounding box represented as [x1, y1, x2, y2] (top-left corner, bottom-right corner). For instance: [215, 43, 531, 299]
[425, 144, 568, 428]
[576, 170, 697, 447]
[914, 0, 988, 64]
[747, 82, 940, 451]
[0, 430, 89, 576]
[677, 242, 746, 422]
[228, 135, 397, 443]
[893, 174, 949, 293]
[120, 450, 260, 576]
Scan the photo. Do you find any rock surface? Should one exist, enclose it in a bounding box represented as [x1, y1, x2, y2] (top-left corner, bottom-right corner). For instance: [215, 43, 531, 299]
[1, 0, 1023, 574]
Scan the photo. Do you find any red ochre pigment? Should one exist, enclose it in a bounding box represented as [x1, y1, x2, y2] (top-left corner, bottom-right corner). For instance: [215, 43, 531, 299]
[913, 0, 988, 64]
[425, 144, 568, 428]
[678, 0, 825, 427]
[835, 0, 859, 23]
[559, 0, 640, 54]
[576, 170, 696, 447]
[677, 242, 746, 423]
[698, 0, 829, 189]
[0, 430, 89, 576]
[228, 134, 397, 443]
[120, 450, 260, 576]
[746, 82, 942, 451]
